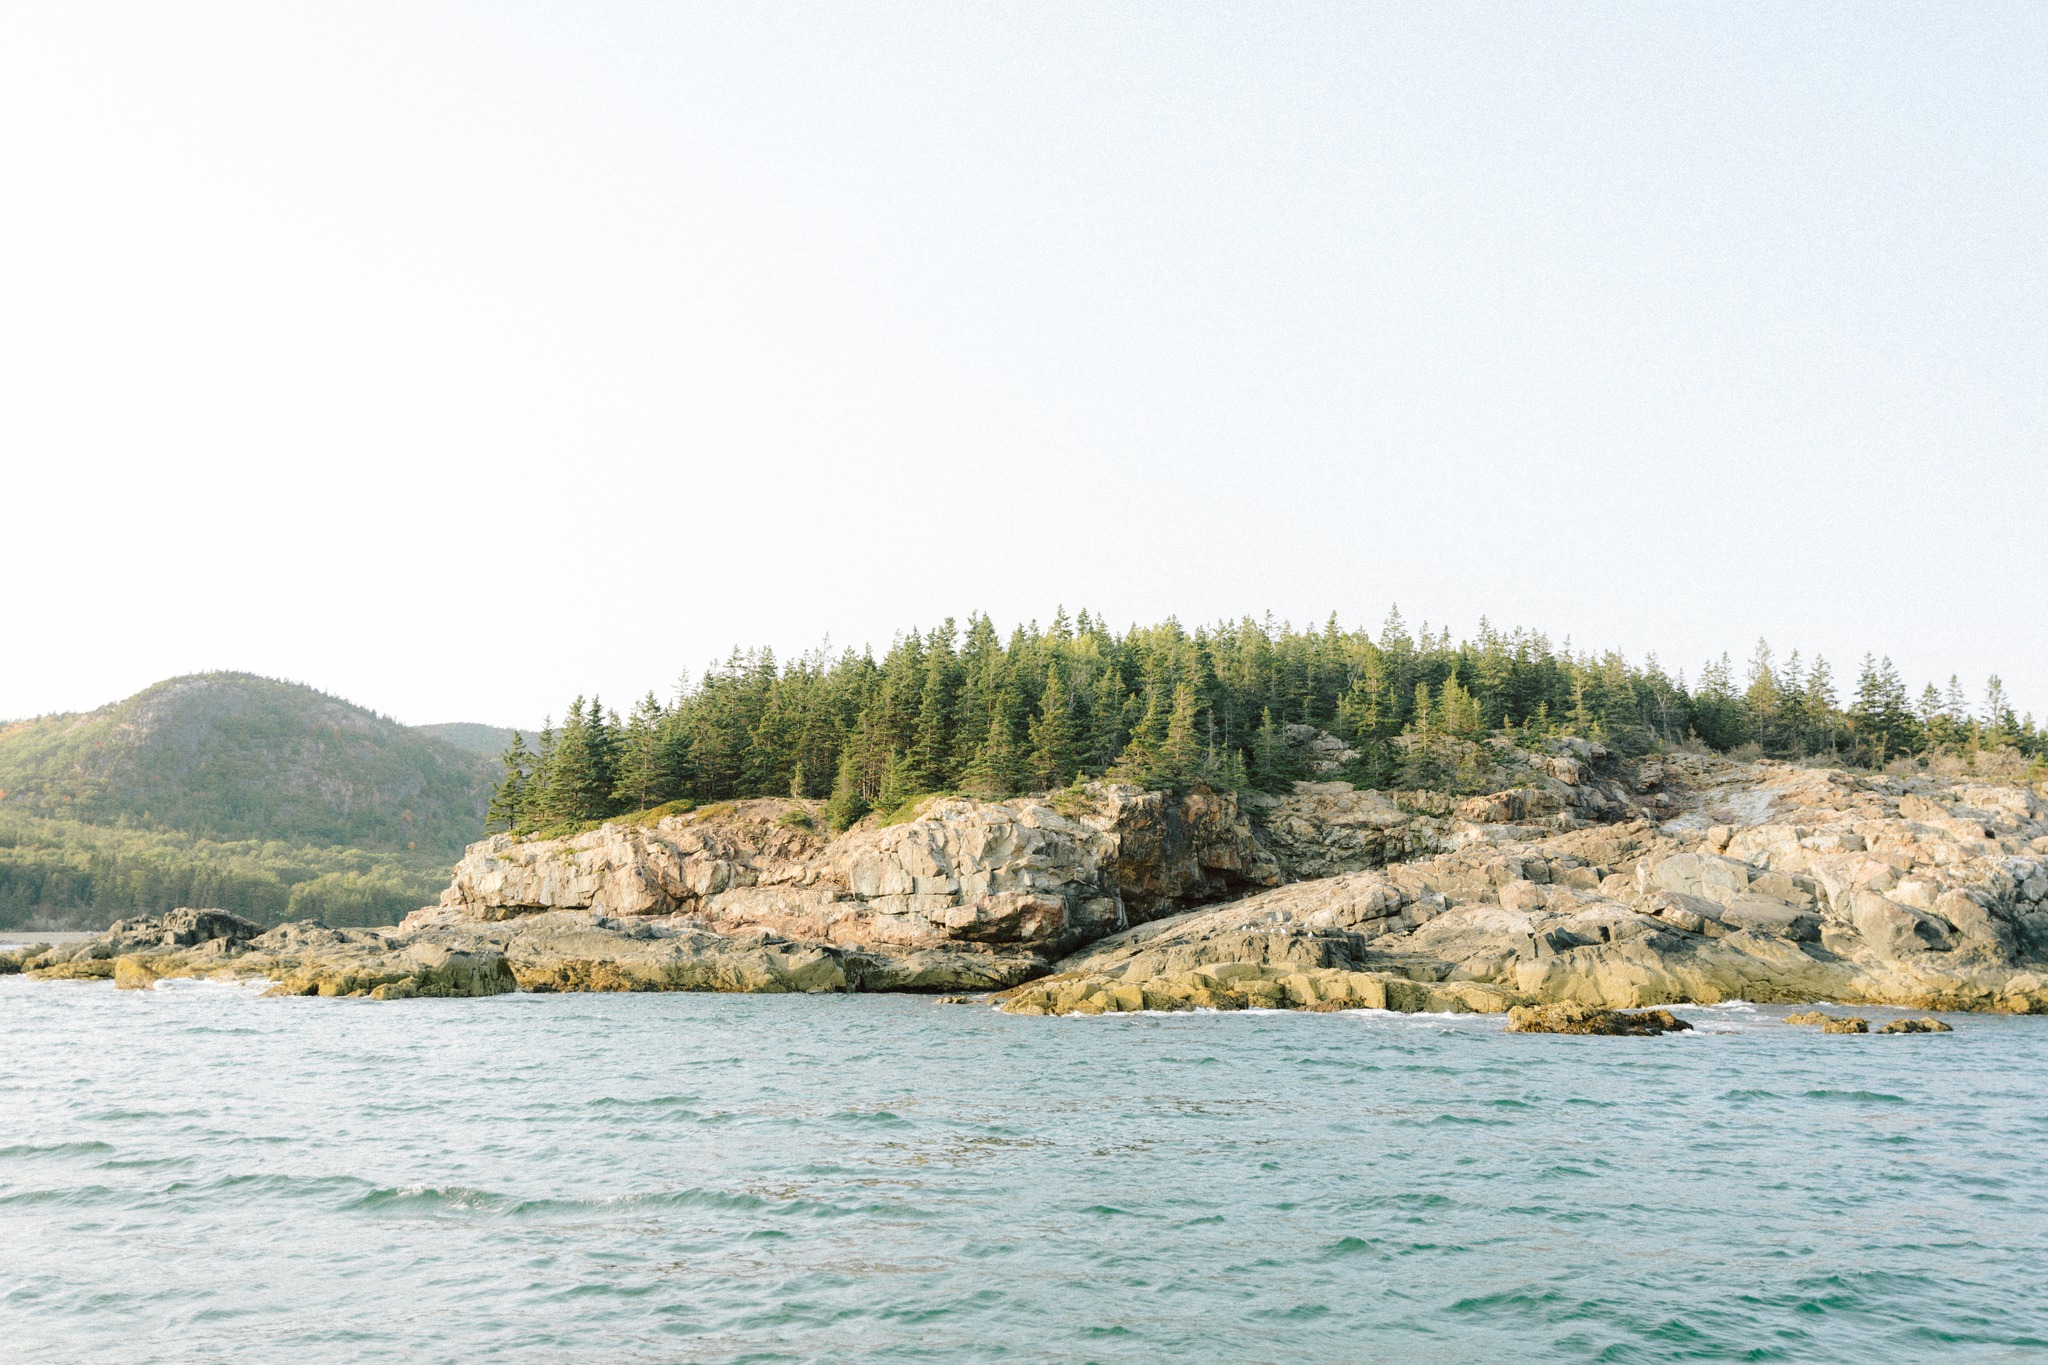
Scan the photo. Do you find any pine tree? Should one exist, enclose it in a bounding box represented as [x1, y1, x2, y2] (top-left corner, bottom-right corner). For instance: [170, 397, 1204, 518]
[960, 707, 1023, 798]
[1158, 683, 1206, 786]
[1743, 640, 1783, 753]
[1087, 667, 1131, 774]
[523, 720, 557, 825]
[1690, 654, 1745, 749]
[825, 747, 871, 830]
[487, 731, 532, 832]
[1437, 672, 1485, 741]
[1397, 682, 1449, 789]
[548, 696, 620, 822]
[1984, 675, 2019, 746]
[1107, 687, 1167, 788]
[1250, 707, 1301, 793]
[875, 748, 916, 815]
[909, 631, 960, 790]
[1850, 655, 1919, 764]
[610, 693, 673, 813]
[1028, 665, 1083, 790]
[1802, 657, 1839, 753]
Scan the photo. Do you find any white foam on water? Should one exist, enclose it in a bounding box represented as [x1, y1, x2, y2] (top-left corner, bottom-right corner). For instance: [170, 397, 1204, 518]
[150, 976, 273, 996]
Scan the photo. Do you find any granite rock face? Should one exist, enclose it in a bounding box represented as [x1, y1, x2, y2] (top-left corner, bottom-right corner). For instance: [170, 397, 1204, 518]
[415, 783, 1279, 954]
[22, 740, 2048, 1015]
[1002, 751, 2048, 1016]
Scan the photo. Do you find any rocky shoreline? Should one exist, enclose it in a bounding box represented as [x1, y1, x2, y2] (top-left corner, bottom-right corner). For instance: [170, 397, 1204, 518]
[8, 739, 2047, 1021]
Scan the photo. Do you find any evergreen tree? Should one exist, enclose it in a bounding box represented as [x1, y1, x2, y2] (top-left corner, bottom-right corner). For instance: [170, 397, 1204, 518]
[1691, 654, 1744, 749]
[1086, 667, 1132, 774]
[1984, 675, 2020, 747]
[487, 731, 532, 832]
[1436, 672, 1486, 741]
[1107, 687, 1167, 787]
[1743, 640, 1784, 753]
[610, 693, 674, 812]
[1397, 682, 1449, 789]
[523, 720, 557, 826]
[875, 748, 916, 814]
[1158, 683, 1207, 786]
[1250, 707, 1301, 793]
[513, 608, 2022, 818]
[1804, 657, 1840, 754]
[825, 747, 871, 831]
[909, 628, 960, 790]
[959, 707, 1023, 798]
[548, 696, 621, 822]
[1850, 656, 1918, 764]
[1028, 665, 1083, 789]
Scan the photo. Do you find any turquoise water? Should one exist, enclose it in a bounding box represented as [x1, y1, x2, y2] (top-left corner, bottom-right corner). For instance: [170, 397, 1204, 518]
[3, 980, 2045, 1363]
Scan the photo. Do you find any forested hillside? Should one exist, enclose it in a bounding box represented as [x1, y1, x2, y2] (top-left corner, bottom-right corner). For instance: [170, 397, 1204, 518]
[0, 673, 497, 929]
[0, 673, 496, 852]
[494, 609, 2044, 835]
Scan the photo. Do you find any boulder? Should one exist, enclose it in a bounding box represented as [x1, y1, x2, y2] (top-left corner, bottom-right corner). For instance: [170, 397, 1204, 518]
[1877, 1017, 1953, 1034]
[1504, 1002, 1692, 1035]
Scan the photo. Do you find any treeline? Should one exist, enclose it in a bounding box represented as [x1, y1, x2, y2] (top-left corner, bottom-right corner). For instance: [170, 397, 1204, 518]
[490, 609, 2044, 834]
[0, 812, 447, 930]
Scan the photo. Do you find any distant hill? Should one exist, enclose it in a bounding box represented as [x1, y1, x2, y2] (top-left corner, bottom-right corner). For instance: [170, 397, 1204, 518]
[0, 673, 498, 856]
[416, 722, 526, 758]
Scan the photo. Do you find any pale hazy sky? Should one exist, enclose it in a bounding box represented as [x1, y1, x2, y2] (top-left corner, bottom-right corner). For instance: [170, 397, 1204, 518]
[4, 4, 2043, 728]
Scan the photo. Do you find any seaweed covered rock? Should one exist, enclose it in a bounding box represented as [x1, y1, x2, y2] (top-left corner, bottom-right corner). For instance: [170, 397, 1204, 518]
[1877, 1016, 1953, 1034]
[1505, 1002, 1693, 1035]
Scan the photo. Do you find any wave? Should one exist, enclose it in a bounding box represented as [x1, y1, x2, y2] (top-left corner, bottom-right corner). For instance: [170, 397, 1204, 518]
[0, 1141, 115, 1159]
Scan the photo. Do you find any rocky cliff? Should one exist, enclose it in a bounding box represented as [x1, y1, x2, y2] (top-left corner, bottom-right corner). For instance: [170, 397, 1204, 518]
[15, 739, 2048, 1017]
[998, 750, 2048, 1015]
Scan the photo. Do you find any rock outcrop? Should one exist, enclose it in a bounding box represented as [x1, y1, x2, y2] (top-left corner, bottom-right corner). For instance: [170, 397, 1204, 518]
[413, 783, 1277, 955]
[1001, 751, 2048, 1016]
[1504, 1002, 1693, 1035]
[416, 795, 1123, 963]
[19, 741, 2048, 1018]
[18, 915, 517, 998]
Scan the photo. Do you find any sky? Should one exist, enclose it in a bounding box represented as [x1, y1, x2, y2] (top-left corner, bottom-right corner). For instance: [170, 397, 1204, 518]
[3, 3, 2043, 728]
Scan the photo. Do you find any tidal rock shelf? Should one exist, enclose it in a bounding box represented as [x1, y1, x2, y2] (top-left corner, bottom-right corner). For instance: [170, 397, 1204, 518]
[9, 744, 2048, 1019]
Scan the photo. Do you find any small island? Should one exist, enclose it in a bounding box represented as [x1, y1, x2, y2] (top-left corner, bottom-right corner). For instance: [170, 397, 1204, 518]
[9, 613, 2045, 1020]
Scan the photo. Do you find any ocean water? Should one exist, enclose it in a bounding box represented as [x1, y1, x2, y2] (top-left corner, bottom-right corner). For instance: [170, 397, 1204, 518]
[3, 981, 2045, 1364]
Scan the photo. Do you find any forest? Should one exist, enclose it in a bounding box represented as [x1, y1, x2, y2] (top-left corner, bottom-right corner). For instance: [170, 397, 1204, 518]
[491, 609, 2044, 836]
[0, 812, 446, 930]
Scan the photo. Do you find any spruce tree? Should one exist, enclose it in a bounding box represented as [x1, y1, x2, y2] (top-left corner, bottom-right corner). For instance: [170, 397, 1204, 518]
[1158, 683, 1206, 787]
[1107, 688, 1167, 788]
[1984, 675, 2018, 746]
[825, 748, 871, 830]
[487, 732, 532, 832]
[1028, 665, 1083, 789]
[1250, 707, 1299, 793]
[1086, 667, 1131, 774]
[524, 720, 557, 826]
[1803, 657, 1839, 753]
[960, 708, 1022, 798]
[610, 693, 672, 813]
[548, 697, 619, 822]
[909, 634, 959, 791]
[875, 749, 916, 815]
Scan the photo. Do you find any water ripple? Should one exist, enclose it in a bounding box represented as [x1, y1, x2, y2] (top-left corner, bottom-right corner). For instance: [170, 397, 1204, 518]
[1, 981, 2044, 1362]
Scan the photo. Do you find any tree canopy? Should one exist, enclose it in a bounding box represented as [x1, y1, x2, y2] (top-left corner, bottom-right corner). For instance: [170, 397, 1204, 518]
[492, 609, 2044, 834]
